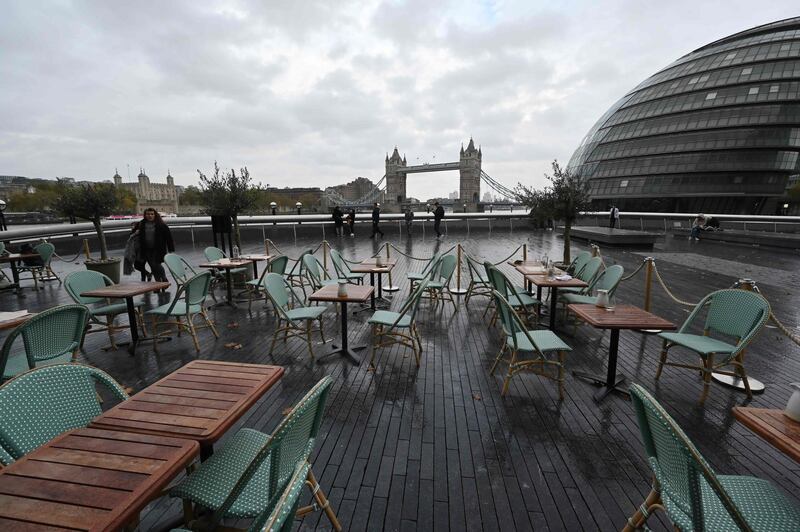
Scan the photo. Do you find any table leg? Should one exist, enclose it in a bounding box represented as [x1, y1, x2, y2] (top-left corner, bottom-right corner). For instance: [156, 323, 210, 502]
[549, 287, 558, 331]
[572, 328, 628, 403]
[354, 273, 377, 315]
[10, 259, 23, 296]
[126, 297, 139, 356]
[318, 301, 365, 365]
[225, 270, 234, 303]
[252, 261, 259, 279]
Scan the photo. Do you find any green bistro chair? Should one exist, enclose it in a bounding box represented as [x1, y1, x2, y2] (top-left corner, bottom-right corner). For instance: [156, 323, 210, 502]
[147, 271, 219, 353]
[463, 254, 493, 307]
[303, 254, 338, 291]
[0, 304, 89, 381]
[285, 249, 314, 298]
[170, 376, 342, 532]
[624, 383, 800, 531]
[0, 364, 129, 465]
[426, 254, 458, 311]
[17, 241, 61, 289]
[0, 242, 10, 284]
[329, 248, 365, 284]
[560, 264, 625, 327]
[245, 255, 289, 312]
[264, 273, 327, 361]
[165, 252, 197, 290]
[558, 256, 603, 297]
[655, 289, 770, 402]
[171, 461, 312, 532]
[407, 252, 440, 294]
[485, 262, 541, 326]
[368, 279, 429, 367]
[204, 246, 250, 289]
[489, 290, 571, 398]
[566, 250, 592, 276]
[64, 270, 147, 350]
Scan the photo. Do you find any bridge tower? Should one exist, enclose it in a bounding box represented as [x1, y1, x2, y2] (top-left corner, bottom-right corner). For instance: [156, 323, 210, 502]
[459, 138, 481, 212]
[385, 147, 407, 212]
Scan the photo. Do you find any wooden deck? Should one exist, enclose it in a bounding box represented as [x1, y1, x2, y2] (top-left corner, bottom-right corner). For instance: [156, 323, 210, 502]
[2, 227, 799, 531]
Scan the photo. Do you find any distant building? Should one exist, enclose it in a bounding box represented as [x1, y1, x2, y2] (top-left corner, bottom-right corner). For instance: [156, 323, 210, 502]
[326, 177, 380, 202]
[113, 169, 178, 214]
[448, 190, 459, 200]
[267, 187, 323, 212]
[0, 176, 34, 201]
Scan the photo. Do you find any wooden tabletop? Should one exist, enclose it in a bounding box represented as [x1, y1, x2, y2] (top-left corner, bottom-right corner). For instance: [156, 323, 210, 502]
[567, 304, 677, 330]
[0, 312, 34, 331]
[90, 361, 284, 445]
[0, 253, 39, 264]
[359, 257, 398, 266]
[350, 260, 396, 273]
[82, 281, 170, 298]
[239, 254, 273, 261]
[733, 407, 800, 463]
[198, 259, 254, 269]
[308, 283, 374, 303]
[0, 426, 198, 531]
[525, 275, 587, 288]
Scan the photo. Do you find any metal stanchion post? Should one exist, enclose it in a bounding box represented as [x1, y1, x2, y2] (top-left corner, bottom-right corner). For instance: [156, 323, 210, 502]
[712, 277, 765, 394]
[265, 239, 270, 255]
[323, 240, 328, 272]
[382, 241, 399, 292]
[643, 257, 653, 312]
[451, 243, 467, 295]
[523, 243, 527, 262]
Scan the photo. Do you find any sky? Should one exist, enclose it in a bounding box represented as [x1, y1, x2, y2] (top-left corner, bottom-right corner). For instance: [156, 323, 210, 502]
[1, 1, 798, 200]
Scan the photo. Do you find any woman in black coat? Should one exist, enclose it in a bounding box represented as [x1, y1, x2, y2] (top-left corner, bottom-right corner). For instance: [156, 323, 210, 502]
[137, 208, 175, 282]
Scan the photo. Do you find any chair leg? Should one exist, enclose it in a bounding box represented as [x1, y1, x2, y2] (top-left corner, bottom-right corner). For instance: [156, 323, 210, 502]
[623, 485, 662, 532]
[557, 351, 566, 400]
[700, 353, 714, 403]
[370, 324, 380, 367]
[318, 316, 326, 343]
[655, 340, 669, 380]
[305, 321, 315, 361]
[303, 468, 342, 532]
[106, 316, 117, 350]
[151, 316, 160, 353]
[175, 316, 182, 337]
[269, 329, 280, 355]
[734, 352, 752, 400]
[136, 309, 148, 337]
[202, 309, 219, 338]
[501, 348, 518, 396]
[489, 338, 507, 375]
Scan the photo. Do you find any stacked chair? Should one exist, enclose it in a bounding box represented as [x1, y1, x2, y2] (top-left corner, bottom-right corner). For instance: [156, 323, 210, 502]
[245, 255, 289, 312]
[17, 242, 61, 289]
[425, 254, 458, 311]
[368, 279, 428, 368]
[263, 273, 327, 361]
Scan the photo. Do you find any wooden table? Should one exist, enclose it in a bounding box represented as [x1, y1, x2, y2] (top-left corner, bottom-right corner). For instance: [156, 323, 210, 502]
[350, 259, 396, 310]
[525, 275, 588, 331]
[199, 258, 254, 307]
[0, 252, 40, 295]
[0, 426, 198, 531]
[308, 284, 373, 366]
[82, 281, 170, 355]
[239, 253, 273, 278]
[0, 312, 34, 331]
[90, 360, 283, 460]
[733, 407, 800, 463]
[568, 304, 676, 403]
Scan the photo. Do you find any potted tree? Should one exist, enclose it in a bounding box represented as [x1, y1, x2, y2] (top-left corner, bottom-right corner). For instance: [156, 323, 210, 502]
[56, 181, 129, 283]
[197, 162, 261, 249]
[516, 160, 591, 265]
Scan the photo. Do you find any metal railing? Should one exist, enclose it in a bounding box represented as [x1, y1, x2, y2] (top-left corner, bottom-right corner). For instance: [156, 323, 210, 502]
[577, 211, 800, 234]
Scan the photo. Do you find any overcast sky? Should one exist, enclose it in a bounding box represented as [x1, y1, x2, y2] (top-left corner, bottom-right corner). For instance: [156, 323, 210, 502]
[1, 1, 798, 200]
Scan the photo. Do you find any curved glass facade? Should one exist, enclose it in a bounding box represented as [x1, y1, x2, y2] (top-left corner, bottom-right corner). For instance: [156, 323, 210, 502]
[568, 17, 800, 213]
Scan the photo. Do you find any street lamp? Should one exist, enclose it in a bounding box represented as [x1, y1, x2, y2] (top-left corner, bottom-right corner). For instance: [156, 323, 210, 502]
[463, 202, 467, 213]
[426, 203, 431, 213]
[0, 199, 6, 231]
[295, 201, 302, 215]
[489, 204, 493, 213]
[270, 201, 277, 215]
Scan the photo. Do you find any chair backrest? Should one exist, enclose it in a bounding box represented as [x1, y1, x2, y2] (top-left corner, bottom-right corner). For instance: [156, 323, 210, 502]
[64, 269, 112, 305]
[568, 251, 592, 275]
[328, 249, 352, 277]
[576, 256, 602, 284]
[164, 253, 196, 285]
[703, 289, 770, 347]
[431, 254, 457, 284]
[248, 461, 311, 532]
[302, 254, 325, 289]
[391, 279, 429, 328]
[491, 290, 543, 356]
[0, 304, 89, 374]
[590, 264, 624, 297]
[269, 255, 289, 275]
[212, 377, 334, 525]
[33, 242, 55, 266]
[0, 364, 129, 465]
[420, 252, 441, 277]
[204, 246, 226, 262]
[180, 271, 213, 307]
[465, 255, 487, 282]
[629, 384, 751, 530]
[265, 273, 292, 318]
[484, 262, 515, 301]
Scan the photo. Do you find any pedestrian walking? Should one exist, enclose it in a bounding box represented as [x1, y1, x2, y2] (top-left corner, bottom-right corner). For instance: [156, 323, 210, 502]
[370, 202, 384, 238]
[332, 205, 344, 237]
[346, 209, 356, 237]
[125, 221, 150, 281]
[404, 207, 414, 236]
[609, 205, 620, 229]
[433, 201, 445, 238]
[137, 207, 174, 283]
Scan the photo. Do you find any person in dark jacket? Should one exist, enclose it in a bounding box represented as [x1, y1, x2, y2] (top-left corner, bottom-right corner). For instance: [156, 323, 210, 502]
[346, 209, 356, 237]
[137, 208, 174, 282]
[433, 201, 445, 238]
[332, 205, 344, 237]
[370, 202, 384, 238]
[404, 207, 414, 236]
[125, 221, 150, 280]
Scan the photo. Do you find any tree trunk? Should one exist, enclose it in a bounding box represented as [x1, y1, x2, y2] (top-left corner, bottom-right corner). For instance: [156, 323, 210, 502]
[563, 220, 571, 265]
[232, 214, 242, 249]
[93, 218, 109, 261]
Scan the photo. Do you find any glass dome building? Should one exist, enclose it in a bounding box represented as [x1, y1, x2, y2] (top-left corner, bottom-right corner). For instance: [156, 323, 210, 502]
[567, 17, 800, 214]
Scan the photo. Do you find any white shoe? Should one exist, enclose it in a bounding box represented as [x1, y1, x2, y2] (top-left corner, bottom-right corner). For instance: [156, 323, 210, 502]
[688, 236, 692, 241]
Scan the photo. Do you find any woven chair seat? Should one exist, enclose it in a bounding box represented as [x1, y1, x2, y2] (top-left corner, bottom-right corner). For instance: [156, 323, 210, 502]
[508, 293, 540, 308]
[147, 302, 202, 316]
[285, 306, 327, 321]
[658, 332, 736, 356]
[171, 428, 275, 518]
[90, 300, 144, 317]
[368, 310, 412, 328]
[407, 272, 428, 281]
[558, 286, 585, 295]
[507, 330, 572, 353]
[2, 353, 72, 380]
[560, 293, 598, 305]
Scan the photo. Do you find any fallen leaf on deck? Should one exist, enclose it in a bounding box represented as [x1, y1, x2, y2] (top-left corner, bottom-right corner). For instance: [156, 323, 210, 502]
[282, 407, 292, 415]
[472, 393, 482, 401]
[227, 322, 240, 329]
[225, 342, 242, 350]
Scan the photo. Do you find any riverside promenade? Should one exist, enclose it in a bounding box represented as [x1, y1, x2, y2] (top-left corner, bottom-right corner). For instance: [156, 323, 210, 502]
[1, 227, 798, 531]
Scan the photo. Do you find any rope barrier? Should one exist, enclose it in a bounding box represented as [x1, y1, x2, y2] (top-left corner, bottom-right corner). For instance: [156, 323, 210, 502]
[744, 285, 800, 347]
[651, 262, 698, 307]
[265, 239, 322, 261]
[619, 258, 648, 282]
[388, 243, 457, 260]
[52, 244, 88, 263]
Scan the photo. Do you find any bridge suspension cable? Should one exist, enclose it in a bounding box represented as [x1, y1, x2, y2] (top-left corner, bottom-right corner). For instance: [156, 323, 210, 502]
[480, 170, 517, 200]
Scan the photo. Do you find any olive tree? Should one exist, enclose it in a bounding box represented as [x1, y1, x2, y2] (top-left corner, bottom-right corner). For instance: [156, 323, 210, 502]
[197, 162, 261, 248]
